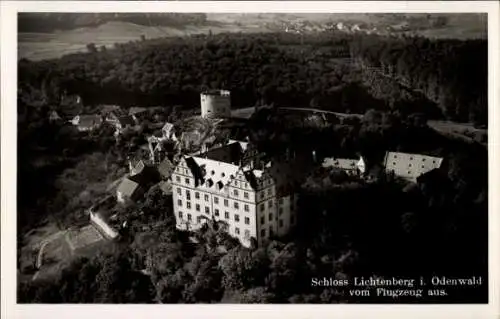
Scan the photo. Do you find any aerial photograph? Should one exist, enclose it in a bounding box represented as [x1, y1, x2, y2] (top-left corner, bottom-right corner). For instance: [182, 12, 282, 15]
[16, 12, 488, 304]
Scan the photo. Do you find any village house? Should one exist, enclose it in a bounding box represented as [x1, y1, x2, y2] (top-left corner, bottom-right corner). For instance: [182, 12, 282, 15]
[162, 122, 178, 141]
[129, 107, 149, 124]
[70, 114, 103, 132]
[322, 156, 366, 176]
[117, 160, 161, 203]
[48, 110, 62, 123]
[107, 113, 136, 134]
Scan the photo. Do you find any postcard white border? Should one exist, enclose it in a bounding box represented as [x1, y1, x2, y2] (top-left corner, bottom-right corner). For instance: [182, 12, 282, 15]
[2, 1, 499, 319]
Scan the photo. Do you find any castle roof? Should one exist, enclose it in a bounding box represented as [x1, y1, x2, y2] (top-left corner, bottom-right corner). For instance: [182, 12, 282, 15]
[384, 151, 443, 181]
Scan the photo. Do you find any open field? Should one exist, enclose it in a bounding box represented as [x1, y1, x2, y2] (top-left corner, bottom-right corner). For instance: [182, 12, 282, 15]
[18, 21, 271, 61]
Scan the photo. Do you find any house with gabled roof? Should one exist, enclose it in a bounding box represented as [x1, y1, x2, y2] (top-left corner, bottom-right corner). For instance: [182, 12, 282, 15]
[162, 122, 178, 141]
[322, 156, 366, 176]
[116, 177, 144, 204]
[118, 161, 160, 204]
[70, 114, 103, 132]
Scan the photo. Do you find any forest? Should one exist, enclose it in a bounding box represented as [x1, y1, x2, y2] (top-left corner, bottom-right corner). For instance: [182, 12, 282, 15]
[18, 31, 487, 125]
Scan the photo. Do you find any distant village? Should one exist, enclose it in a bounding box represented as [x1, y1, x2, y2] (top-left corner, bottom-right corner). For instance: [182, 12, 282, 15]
[265, 19, 413, 36]
[35, 89, 445, 270]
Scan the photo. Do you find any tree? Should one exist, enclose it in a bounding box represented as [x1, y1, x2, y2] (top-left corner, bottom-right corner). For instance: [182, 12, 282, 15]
[86, 43, 97, 53]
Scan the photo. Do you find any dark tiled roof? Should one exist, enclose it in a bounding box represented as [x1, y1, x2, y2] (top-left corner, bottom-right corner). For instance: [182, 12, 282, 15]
[129, 166, 160, 187]
[203, 142, 244, 164]
[78, 115, 102, 128]
[118, 115, 135, 126]
[129, 107, 148, 115]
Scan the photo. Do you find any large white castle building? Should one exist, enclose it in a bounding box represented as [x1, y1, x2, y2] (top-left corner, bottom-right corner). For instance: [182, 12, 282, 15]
[171, 140, 306, 247]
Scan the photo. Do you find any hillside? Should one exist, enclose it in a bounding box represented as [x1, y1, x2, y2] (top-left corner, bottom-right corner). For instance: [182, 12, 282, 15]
[18, 13, 211, 33]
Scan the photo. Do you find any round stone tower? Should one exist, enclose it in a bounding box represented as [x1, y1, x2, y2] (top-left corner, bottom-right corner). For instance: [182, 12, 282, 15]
[200, 89, 231, 118]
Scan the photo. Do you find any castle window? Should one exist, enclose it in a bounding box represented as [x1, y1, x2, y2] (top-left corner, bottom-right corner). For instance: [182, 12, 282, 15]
[279, 198, 283, 205]
[269, 227, 274, 237]
[195, 192, 200, 199]
[260, 203, 265, 212]
[211, 170, 215, 175]
[188, 214, 192, 221]
[394, 155, 397, 159]
[186, 190, 191, 200]
[234, 202, 239, 210]
[225, 211, 230, 219]
[204, 194, 209, 201]
[422, 165, 425, 168]
[197, 216, 202, 223]
[245, 229, 250, 238]
[187, 202, 191, 209]
[176, 176, 181, 182]
[393, 162, 396, 165]
[268, 200, 273, 208]
[234, 189, 239, 196]
[409, 164, 412, 167]
[196, 204, 200, 212]
[407, 171, 411, 175]
[235, 227, 240, 235]
[422, 158, 426, 162]
[261, 216, 265, 225]
[221, 173, 225, 177]
[269, 213, 273, 221]
[177, 187, 181, 195]
[214, 197, 219, 204]
[205, 207, 210, 214]
[279, 207, 283, 215]
[177, 200, 182, 207]
[185, 178, 190, 185]
[235, 214, 240, 222]
[244, 192, 249, 199]
[433, 160, 436, 164]
[224, 199, 229, 207]
[244, 204, 249, 212]
[179, 211, 183, 219]
[279, 219, 283, 227]
[214, 209, 220, 216]
[245, 217, 250, 225]
[261, 229, 266, 237]
[410, 157, 414, 160]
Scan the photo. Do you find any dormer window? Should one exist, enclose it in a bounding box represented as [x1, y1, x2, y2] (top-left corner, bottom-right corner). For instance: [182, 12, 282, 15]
[221, 173, 225, 177]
